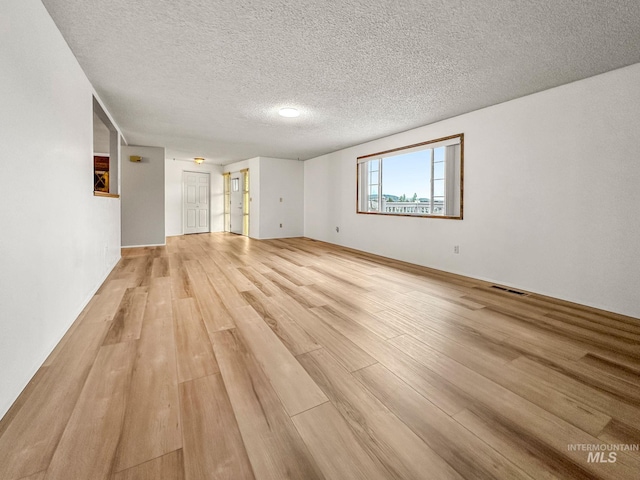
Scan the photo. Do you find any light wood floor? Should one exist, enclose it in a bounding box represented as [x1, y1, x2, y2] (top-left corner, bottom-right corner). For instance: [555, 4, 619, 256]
[1, 233, 639, 480]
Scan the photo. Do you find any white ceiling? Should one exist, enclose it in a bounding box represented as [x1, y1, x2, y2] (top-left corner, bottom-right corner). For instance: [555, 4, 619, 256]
[42, 0, 640, 165]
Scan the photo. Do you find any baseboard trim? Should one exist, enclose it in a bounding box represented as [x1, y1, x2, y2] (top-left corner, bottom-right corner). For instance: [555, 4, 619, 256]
[121, 242, 166, 248]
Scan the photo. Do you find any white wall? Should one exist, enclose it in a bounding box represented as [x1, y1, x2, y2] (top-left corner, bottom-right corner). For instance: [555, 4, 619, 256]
[165, 159, 224, 236]
[304, 63, 640, 318]
[93, 113, 110, 154]
[121, 146, 166, 247]
[259, 157, 304, 239]
[0, 0, 122, 418]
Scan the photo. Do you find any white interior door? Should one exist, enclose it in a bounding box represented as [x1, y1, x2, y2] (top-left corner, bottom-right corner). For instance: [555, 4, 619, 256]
[230, 172, 243, 235]
[183, 171, 210, 234]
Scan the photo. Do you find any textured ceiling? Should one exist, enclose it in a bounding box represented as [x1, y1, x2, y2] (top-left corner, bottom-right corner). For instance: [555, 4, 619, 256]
[42, 0, 640, 164]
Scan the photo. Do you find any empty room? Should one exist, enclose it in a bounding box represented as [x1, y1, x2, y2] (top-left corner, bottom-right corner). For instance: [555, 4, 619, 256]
[2, 0, 640, 479]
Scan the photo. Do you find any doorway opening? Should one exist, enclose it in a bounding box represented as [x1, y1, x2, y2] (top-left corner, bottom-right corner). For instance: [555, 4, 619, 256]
[224, 168, 249, 236]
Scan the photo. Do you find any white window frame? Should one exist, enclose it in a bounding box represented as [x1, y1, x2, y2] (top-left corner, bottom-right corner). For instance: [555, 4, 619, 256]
[356, 133, 463, 219]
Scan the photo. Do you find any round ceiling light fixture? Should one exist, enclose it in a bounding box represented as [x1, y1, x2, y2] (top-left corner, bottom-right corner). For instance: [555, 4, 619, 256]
[279, 107, 300, 118]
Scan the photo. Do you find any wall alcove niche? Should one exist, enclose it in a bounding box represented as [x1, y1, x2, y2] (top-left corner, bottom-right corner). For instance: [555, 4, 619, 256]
[93, 97, 120, 198]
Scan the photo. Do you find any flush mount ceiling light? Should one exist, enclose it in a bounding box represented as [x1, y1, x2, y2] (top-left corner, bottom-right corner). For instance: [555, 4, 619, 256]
[279, 107, 300, 118]
[194, 157, 205, 164]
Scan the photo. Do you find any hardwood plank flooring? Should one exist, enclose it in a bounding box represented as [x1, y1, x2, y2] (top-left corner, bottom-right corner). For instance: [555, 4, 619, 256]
[180, 374, 254, 479]
[112, 277, 182, 474]
[291, 402, 392, 480]
[298, 348, 464, 480]
[211, 328, 324, 480]
[83, 278, 131, 322]
[103, 286, 148, 345]
[390, 333, 612, 436]
[18, 472, 46, 480]
[112, 450, 184, 480]
[0, 233, 638, 479]
[353, 362, 536, 480]
[0, 321, 111, 479]
[173, 298, 219, 383]
[183, 260, 235, 331]
[44, 342, 136, 480]
[240, 289, 322, 355]
[229, 305, 328, 416]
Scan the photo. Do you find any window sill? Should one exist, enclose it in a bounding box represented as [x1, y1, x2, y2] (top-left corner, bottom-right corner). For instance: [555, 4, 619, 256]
[94, 191, 120, 199]
[357, 211, 462, 220]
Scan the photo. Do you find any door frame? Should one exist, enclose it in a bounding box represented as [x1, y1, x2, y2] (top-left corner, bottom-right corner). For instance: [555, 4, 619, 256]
[229, 171, 243, 235]
[225, 169, 250, 236]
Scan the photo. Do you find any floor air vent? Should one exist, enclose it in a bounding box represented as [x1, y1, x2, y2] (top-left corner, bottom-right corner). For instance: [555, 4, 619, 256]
[491, 285, 528, 296]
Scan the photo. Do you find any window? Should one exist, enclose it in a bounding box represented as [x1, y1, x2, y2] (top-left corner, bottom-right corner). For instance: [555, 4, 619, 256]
[357, 134, 463, 219]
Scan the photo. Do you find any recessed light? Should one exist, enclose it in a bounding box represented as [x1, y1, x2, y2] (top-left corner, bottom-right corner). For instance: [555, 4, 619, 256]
[279, 107, 300, 118]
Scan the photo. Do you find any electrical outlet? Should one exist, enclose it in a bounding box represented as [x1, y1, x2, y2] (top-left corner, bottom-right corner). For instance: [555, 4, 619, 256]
[454, 245, 460, 254]
[279, 223, 283, 228]
[336, 226, 340, 233]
